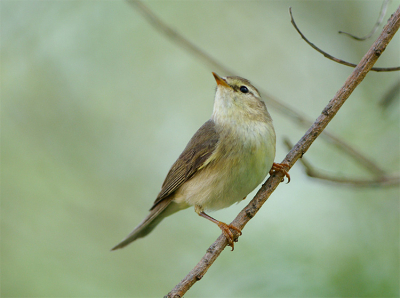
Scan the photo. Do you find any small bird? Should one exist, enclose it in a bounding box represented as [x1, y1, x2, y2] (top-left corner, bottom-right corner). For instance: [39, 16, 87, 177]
[111, 72, 289, 251]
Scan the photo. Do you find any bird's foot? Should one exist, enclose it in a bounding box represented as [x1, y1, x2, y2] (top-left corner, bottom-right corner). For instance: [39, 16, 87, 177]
[269, 162, 291, 183]
[198, 211, 242, 251]
[217, 221, 242, 251]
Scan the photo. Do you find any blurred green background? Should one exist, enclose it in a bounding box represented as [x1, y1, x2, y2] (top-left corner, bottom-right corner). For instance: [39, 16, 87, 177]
[2, 1, 399, 297]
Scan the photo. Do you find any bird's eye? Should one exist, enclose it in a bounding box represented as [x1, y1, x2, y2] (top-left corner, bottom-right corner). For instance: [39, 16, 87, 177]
[240, 86, 249, 93]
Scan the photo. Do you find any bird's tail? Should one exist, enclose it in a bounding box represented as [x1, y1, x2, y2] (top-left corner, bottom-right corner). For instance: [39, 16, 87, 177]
[111, 198, 179, 251]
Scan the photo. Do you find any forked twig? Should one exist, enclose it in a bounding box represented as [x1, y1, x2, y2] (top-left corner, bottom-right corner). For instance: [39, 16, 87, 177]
[166, 6, 400, 298]
[339, 0, 391, 40]
[290, 7, 400, 72]
[128, 0, 388, 177]
[283, 138, 400, 187]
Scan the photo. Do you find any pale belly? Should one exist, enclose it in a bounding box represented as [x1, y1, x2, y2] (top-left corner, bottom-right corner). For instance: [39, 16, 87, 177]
[174, 125, 275, 211]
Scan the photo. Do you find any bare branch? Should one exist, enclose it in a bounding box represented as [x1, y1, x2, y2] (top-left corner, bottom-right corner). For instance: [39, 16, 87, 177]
[315, 129, 385, 176]
[339, 0, 391, 41]
[290, 7, 400, 72]
[128, 0, 387, 177]
[283, 138, 400, 187]
[165, 6, 400, 297]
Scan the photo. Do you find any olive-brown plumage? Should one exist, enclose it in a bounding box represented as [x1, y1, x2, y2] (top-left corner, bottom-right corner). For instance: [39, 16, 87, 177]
[112, 73, 279, 251]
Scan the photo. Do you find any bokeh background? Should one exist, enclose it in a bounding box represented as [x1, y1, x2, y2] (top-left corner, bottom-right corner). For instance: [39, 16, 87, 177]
[2, 1, 399, 297]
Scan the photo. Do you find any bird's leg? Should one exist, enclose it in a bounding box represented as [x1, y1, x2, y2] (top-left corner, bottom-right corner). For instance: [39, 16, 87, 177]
[198, 211, 242, 251]
[269, 162, 291, 183]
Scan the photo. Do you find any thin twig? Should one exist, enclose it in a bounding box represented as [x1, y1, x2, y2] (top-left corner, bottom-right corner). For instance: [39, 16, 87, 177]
[128, 0, 387, 177]
[166, 6, 400, 297]
[290, 7, 400, 72]
[339, 0, 391, 41]
[313, 129, 385, 176]
[283, 138, 400, 187]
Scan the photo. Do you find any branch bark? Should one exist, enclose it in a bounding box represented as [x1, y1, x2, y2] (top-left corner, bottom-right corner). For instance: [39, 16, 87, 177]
[165, 5, 400, 298]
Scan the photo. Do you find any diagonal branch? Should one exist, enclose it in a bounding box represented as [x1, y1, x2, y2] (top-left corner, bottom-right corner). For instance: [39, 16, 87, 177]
[165, 6, 400, 298]
[128, 0, 387, 177]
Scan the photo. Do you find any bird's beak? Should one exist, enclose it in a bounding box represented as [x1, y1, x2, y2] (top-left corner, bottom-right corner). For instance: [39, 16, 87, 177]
[212, 72, 230, 88]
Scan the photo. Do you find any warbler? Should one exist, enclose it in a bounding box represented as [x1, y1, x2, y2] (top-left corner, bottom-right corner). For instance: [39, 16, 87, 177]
[112, 72, 289, 251]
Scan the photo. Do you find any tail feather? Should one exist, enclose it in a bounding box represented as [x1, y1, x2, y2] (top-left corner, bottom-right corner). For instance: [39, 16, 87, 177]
[111, 198, 177, 251]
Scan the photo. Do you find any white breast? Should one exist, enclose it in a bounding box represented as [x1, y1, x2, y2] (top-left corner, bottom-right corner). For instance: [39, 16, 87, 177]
[175, 120, 276, 211]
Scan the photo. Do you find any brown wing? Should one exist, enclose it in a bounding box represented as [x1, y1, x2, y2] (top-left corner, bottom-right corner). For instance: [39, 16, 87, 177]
[150, 119, 218, 210]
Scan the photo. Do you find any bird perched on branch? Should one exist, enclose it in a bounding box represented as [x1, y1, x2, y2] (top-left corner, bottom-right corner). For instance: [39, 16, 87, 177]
[112, 72, 289, 251]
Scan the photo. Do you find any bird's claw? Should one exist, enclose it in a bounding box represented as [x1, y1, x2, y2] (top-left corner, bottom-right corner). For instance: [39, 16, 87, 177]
[269, 162, 291, 183]
[217, 222, 242, 251]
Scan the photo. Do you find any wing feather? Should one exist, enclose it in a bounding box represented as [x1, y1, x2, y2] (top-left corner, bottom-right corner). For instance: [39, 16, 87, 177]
[150, 120, 218, 210]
